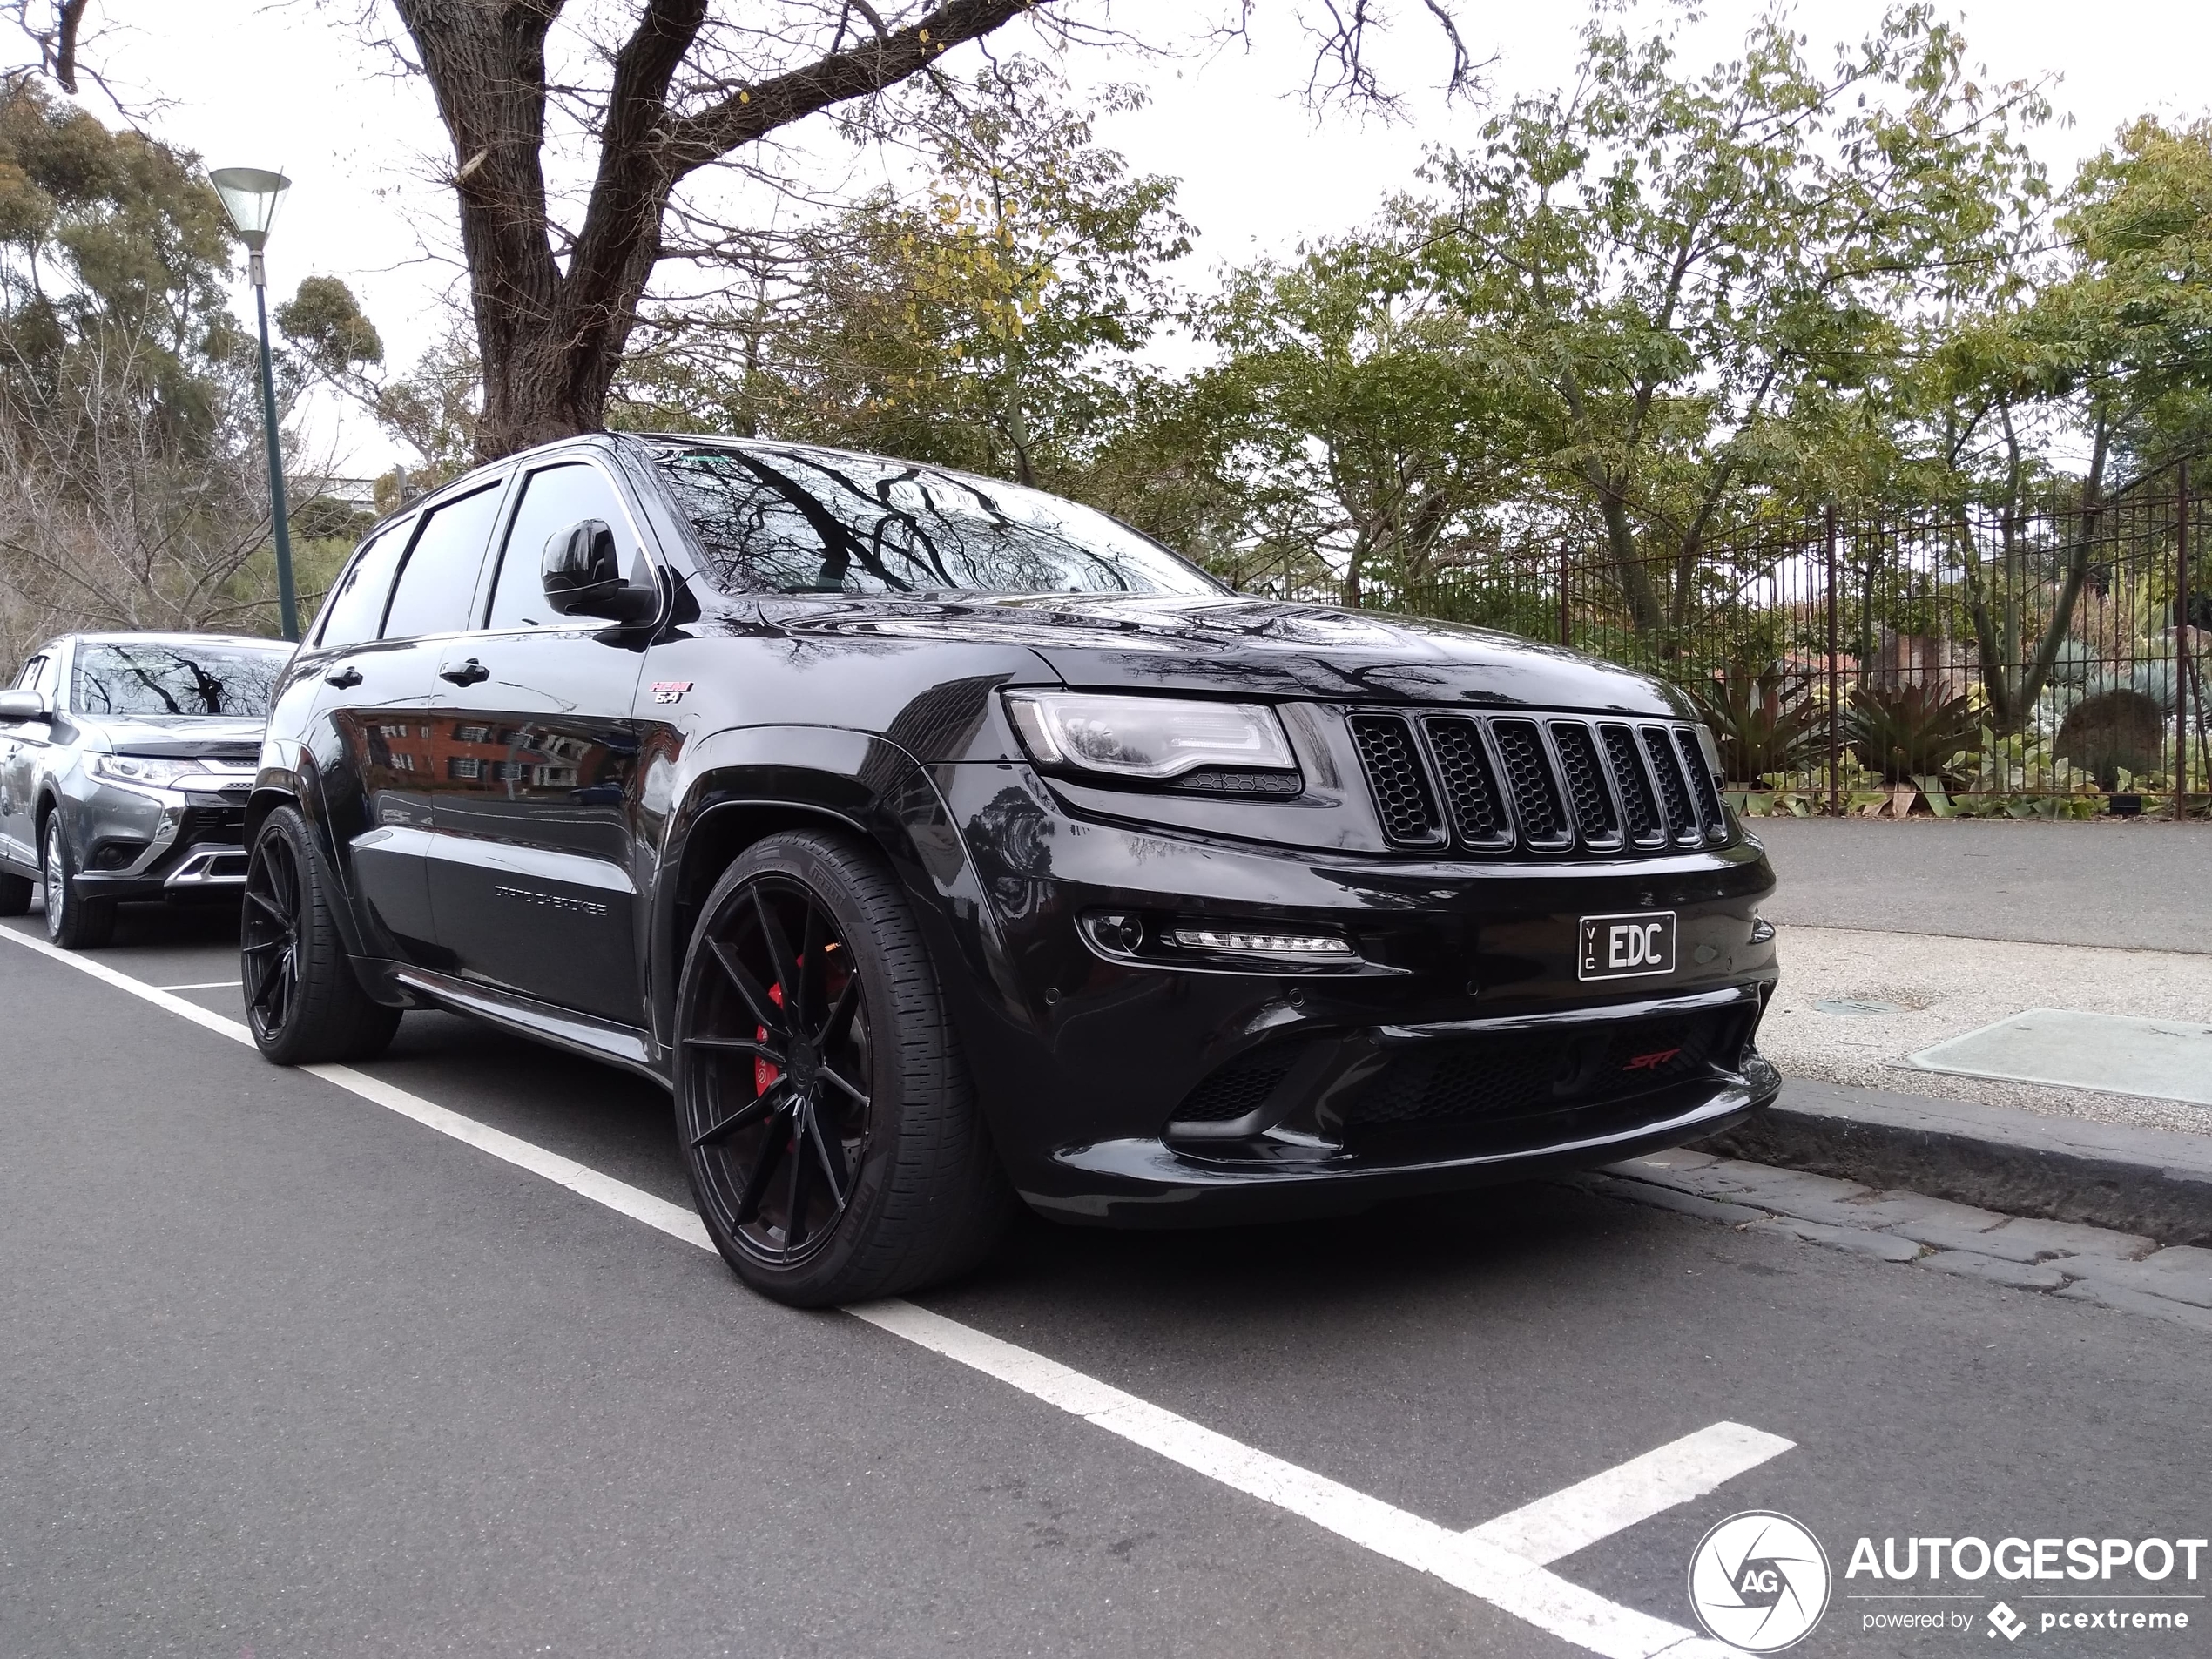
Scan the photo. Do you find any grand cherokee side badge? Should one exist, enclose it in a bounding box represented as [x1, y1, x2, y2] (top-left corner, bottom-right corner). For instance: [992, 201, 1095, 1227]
[651, 680, 692, 705]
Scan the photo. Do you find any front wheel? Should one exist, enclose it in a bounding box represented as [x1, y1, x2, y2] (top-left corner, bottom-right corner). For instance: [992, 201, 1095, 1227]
[241, 806, 401, 1065]
[675, 830, 1013, 1307]
[42, 815, 114, 949]
[0, 867, 30, 917]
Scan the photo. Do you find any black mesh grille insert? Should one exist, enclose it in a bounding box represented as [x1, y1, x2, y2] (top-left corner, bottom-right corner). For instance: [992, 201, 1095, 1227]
[1602, 725, 1662, 841]
[1170, 1043, 1309, 1124]
[1550, 723, 1617, 843]
[1673, 728, 1726, 840]
[1491, 719, 1568, 845]
[1340, 1012, 1745, 1137]
[1350, 715, 1443, 844]
[1642, 725, 1697, 841]
[1422, 718, 1510, 846]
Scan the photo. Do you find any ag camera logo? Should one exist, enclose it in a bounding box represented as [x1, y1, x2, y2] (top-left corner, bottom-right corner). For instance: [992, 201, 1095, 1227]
[1688, 1511, 1832, 1652]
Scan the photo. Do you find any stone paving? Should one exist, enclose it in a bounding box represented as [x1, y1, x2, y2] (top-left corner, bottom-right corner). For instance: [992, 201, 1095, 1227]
[1583, 1149, 2212, 1332]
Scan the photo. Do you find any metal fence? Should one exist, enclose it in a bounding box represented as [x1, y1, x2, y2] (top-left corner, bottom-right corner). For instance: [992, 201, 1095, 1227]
[1219, 475, 2210, 817]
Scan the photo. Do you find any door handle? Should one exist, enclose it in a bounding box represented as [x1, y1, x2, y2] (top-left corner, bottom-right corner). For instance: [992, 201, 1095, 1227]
[325, 665, 363, 689]
[439, 658, 490, 686]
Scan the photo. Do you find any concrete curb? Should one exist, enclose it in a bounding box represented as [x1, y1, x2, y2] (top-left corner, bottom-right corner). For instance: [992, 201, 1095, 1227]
[1703, 1078, 2212, 1248]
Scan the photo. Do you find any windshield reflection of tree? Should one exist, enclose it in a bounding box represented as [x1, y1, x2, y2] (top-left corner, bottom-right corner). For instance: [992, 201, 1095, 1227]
[74, 645, 284, 717]
[664, 446, 1175, 597]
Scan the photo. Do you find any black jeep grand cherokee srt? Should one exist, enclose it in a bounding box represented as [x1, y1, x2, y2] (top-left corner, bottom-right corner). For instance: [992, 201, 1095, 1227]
[244, 433, 1780, 1305]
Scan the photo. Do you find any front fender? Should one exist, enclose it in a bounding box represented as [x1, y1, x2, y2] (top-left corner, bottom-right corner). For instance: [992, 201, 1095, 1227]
[647, 725, 1022, 1062]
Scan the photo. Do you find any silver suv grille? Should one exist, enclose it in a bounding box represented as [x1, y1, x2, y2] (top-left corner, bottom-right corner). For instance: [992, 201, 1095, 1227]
[1345, 711, 1728, 855]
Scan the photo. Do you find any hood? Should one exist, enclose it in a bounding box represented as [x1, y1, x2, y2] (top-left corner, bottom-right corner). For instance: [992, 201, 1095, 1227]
[757, 592, 1689, 716]
[78, 713, 266, 759]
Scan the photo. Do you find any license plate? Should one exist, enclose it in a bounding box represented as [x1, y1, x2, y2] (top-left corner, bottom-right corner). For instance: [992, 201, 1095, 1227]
[1577, 911, 1676, 981]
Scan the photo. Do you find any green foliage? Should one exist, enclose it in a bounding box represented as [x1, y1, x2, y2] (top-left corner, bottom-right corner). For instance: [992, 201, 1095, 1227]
[615, 59, 1189, 505]
[0, 82, 293, 658]
[1683, 660, 1827, 783]
[1847, 683, 1981, 784]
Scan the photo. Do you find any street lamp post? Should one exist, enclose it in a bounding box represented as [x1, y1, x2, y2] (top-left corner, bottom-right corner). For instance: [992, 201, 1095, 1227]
[210, 166, 300, 642]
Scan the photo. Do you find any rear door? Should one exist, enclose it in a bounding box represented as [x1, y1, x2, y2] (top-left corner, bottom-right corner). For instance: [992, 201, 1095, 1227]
[310, 480, 507, 967]
[419, 455, 655, 1022]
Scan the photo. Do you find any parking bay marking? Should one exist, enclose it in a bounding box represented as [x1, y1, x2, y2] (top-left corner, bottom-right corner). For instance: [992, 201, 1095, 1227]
[155, 979, 243, 991]
[4, 921, 1782, 1659]
[1465, 1421, 1794, 1565]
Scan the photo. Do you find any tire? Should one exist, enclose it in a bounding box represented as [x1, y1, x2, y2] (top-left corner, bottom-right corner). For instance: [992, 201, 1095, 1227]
[241, 806, 401, 1065]
[675, 829, 1014, 1307]
[0, 868, 30, 916]
[42, 813, 115, 949]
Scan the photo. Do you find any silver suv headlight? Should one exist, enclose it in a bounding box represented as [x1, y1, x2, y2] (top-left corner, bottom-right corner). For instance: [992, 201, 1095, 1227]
[1004, 692, 1297, 784]
[91, 753, 208, 789]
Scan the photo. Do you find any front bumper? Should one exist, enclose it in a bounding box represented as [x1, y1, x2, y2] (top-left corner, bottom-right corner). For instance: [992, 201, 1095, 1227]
[66, 779, 250, 900]
[930, 765, 1781, 1225]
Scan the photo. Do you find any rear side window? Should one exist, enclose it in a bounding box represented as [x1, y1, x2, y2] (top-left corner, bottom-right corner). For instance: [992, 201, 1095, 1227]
[381, 482, 504, 640]
[488, 463, 634, 630]
[316, 527, 408, 650]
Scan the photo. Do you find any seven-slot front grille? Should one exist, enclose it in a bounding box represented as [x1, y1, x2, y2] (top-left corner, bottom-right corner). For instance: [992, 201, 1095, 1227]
[1348, 711, 1729, 856]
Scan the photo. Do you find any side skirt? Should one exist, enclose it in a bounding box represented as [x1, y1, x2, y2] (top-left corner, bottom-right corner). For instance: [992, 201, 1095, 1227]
[366, 958, 671, 1089]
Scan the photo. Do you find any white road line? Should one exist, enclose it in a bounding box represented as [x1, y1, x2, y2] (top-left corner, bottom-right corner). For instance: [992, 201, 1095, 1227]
[3, 923, 1748, 1659]
[155, 979, 243, 991]
[1466, 1421, 1795, 1565]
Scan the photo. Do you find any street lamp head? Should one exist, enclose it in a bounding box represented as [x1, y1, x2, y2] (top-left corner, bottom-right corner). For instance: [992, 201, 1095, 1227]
[208, 166, 291, 252]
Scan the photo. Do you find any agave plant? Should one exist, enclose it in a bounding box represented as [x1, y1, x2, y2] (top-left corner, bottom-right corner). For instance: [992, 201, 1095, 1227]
[1847, 684, 1981, 785]
[1683, 658, 1827, 784]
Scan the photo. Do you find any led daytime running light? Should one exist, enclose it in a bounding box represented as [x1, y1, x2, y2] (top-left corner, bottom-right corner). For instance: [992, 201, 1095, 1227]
[1171, 928, 1354, 955]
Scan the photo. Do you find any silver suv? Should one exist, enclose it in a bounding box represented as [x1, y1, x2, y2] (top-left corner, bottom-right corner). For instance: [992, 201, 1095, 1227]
[0, 632, 293, 948]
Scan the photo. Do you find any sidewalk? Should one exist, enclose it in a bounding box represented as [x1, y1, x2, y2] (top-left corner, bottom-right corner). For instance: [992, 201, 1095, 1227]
[1752, 818, 2212, 1136]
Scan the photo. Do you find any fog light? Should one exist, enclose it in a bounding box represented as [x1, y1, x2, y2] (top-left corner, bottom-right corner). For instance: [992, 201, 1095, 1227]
[1082, 912, 1144, 954]
[1170, 927, 1355, 956]
[1749, 914, 1776, 944]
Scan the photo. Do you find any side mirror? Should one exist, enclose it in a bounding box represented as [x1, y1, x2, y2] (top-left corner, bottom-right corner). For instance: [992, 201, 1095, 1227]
[542, 518, 658, 623]
[0, 689, 51, 722]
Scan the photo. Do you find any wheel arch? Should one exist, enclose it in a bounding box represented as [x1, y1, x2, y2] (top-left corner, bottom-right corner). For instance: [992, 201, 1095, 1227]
[648, 727, 1013, 1055]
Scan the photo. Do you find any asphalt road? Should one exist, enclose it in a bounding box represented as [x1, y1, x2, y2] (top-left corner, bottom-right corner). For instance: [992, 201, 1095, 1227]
[1752, 816, 2212, 953]
[4, 900, 2209, 1658]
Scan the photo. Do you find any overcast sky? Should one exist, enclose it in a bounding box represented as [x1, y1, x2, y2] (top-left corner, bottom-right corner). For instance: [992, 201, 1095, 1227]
[70, 0, 2212, 476]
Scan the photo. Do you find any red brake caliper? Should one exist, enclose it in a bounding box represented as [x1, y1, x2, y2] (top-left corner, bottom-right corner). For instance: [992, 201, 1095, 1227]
[755, 981, 784, 1096]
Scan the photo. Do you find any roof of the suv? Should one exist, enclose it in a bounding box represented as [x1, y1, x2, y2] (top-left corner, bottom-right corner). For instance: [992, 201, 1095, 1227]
[65, 631, 291, 651]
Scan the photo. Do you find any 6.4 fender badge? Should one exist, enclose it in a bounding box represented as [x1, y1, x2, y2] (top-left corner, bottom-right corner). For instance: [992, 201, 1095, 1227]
[650, 680, 693, 705]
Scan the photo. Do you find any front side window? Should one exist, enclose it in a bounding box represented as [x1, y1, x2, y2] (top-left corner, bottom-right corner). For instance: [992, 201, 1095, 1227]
[657, 445, 1224, 599]
[15, 654, 48, 691]
[489, 462, 638, 630]
[381, 482, 505, 640]
[316, 526, 408, 650]
[70, 641, 291, 718]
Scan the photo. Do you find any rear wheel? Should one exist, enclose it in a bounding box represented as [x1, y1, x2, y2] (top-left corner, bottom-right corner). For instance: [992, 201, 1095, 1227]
[41, 815, 114, 949]
[676, 830, 1013, 1307]
[0, 868, 30, 916]
[241, 806, 401, 1065]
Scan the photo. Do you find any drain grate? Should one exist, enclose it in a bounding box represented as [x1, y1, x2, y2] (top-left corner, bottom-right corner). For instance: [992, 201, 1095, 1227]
[1905, 1008, 2212, 1108]
[1813, 998, 1898, 1018]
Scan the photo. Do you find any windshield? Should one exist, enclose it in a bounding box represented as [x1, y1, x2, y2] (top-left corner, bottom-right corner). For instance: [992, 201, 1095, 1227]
[71, 640, 290, 718]
[657, 445, 1225, 598]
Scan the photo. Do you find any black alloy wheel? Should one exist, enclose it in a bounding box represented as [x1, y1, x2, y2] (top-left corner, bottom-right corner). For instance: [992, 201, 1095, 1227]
[41, 814, 113, 949]
[676, 831, 1013, 1306]
[241, 806, 401, 1065]
[684, 873, 871, 1268]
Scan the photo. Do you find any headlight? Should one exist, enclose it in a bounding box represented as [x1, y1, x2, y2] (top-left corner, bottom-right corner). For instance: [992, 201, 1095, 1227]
[1004, 692, 1297, 785]
[91, 753, 206, 788]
